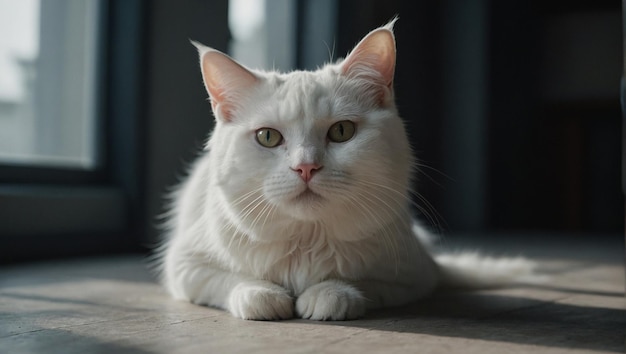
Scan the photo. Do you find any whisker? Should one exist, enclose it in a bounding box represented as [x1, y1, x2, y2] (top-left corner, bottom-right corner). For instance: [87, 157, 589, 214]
[260, 203, 277, 238]
[352, 173, 448, 233]
[248, 198, 274, 237]
[324, 40, 336, 64]
[352, 185, 418, 263]
[413, 161, 454, 182]
[328, 186, 402, 271]
[231, 188, 264, 207]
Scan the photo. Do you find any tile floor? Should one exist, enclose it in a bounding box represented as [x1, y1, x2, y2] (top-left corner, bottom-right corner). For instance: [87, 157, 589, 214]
[1, 234, 624, 353]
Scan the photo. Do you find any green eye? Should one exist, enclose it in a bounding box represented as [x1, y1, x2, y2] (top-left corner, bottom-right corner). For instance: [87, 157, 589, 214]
[255, 128, 283, 148]
[327, 120, 356, 143]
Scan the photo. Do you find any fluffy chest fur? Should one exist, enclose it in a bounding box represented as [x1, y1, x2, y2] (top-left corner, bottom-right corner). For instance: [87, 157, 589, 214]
[221, 224, 386, 296]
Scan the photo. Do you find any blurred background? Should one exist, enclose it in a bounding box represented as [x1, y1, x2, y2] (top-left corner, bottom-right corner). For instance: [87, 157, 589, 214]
[0, 0, 622, 263]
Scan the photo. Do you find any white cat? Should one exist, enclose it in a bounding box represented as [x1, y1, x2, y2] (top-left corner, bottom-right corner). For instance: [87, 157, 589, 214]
[158, 20, 534, 321]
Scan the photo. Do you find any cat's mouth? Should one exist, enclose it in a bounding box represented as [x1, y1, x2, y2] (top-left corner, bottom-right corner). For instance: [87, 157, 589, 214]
[293, 188, 324, 204]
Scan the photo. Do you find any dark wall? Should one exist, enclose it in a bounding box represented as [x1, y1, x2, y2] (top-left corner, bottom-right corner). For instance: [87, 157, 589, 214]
[336, 0, 623, 234]
[142, 0, 228, 244]
[486, 1, 622, 233]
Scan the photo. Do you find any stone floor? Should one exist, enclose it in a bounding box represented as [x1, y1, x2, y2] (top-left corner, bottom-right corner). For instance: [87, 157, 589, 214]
[1, 234, 624, 353]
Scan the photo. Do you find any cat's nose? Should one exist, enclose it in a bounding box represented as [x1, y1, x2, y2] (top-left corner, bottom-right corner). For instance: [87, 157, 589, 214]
[291, 163, 323, 183]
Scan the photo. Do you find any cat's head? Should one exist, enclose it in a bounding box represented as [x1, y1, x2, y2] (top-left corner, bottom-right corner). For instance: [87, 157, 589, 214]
[194, 20, 414, 240]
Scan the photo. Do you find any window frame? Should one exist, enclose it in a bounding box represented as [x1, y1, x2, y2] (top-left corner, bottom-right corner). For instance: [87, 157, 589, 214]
[0, 0, 146, 263]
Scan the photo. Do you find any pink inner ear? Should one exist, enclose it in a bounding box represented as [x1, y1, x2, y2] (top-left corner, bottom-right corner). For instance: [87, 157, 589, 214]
[342, 29, 396, 89]
[209, 99, 234, 122]
[204, 68, 235, 121]
[199, 49, 258, 122]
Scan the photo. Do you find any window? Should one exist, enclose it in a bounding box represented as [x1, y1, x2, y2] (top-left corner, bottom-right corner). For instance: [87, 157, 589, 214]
[0, 0, 101, 169]
[228, 0, 337, 71]
[228, 0, 296, 71]
[0, 0, 145, 263]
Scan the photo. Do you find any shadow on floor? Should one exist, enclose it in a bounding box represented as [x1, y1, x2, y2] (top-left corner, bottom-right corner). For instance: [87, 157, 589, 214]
[2, 326, 153, 354]
[306, 292, 626, 353]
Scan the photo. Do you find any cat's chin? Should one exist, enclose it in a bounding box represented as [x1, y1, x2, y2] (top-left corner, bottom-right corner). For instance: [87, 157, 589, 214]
[282, 188, 326, 220]
[294, 189, 323, 204]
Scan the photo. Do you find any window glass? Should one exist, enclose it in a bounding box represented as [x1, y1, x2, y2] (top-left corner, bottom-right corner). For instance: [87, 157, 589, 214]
[0, 0, 101, 169]
[228, 0, 296, 71]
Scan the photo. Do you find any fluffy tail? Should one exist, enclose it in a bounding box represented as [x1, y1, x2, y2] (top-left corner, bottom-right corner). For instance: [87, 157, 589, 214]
[434, 252, 539, 289]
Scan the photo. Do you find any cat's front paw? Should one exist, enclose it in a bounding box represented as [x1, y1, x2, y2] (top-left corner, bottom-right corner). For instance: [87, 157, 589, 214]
[227, 280, 294, 320]
[296, 280, 366, 320]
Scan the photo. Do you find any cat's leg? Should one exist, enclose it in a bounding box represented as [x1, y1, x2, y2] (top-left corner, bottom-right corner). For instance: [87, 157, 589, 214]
[295, 277, 436, 320]
[295, 279, 366, 320]
[166, 261, 294, 320]
[228, 279, 294, 320]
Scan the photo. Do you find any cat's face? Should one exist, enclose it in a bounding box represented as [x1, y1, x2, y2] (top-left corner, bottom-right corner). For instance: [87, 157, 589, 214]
[197, 21, 413, 239]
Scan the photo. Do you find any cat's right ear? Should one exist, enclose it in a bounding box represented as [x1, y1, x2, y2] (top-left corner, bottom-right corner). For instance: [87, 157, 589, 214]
[340, 20, 397, 106]
[191, 40, 258, 122]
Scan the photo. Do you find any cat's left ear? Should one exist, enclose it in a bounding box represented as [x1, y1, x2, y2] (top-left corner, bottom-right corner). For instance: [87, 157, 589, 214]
[191, 41, 258, 122]
[340, 20, 397, 105]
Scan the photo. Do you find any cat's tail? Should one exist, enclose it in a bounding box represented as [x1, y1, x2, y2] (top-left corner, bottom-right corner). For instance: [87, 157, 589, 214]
[411, 223, 542, 289]
[434, 252, 540, 289]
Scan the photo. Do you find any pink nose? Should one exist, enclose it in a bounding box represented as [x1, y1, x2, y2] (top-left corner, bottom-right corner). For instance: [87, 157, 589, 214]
[292, 163, 322, 183]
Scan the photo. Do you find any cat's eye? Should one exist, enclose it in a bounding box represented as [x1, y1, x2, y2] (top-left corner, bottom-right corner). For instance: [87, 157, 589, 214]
[327, 120, 356, 143]
[255, 128, 283, 148]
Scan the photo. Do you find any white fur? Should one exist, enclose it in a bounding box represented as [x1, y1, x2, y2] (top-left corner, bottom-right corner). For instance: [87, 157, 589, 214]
[157, 21, 534, 321]
[435, 252, 538, 289]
